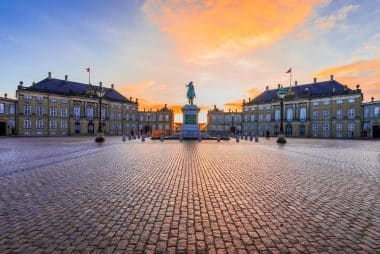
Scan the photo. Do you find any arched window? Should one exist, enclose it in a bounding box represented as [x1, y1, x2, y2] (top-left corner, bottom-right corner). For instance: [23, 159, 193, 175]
[101, 107, 106, 120]
[73, 105, 80, 120]
[87, 106, 94, 120]
[286, 108, 293, 122]
[299, 108, 306, 121]
[274, 110, 280, 121]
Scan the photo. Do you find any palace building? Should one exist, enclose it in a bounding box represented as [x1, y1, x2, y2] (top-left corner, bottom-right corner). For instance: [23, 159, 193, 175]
[206, 105, 242, 136]
[362, 97, 380, 138]
[242, 76, 363, 138]
[138, 104, 174, 137]
[16, 72, 138, 136]
[0, 93, 17, 136]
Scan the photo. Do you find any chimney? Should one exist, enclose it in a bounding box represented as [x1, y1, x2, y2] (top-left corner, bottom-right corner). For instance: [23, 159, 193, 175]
[136, 98, 138, 103]
[164, 104, 167, 108]
[313, 78, 317, 83]
[48, 72, 52, 79]
[4, 93, 7, 98]
[249, 97, 251, 101]
[356, 84, 360, 91]
[266, 85, 269, 91]
[330, 75, 334, 81]
[19, 81, 23, 86]
[277, 84, 281, 89]
[295, 81, 298, 86]
[111, 83, 114, 90]
[64, 75, 68, 81]
[99, 81, 102, 87]
[371, 97, 374, 102]
[243, 99, 245, 105]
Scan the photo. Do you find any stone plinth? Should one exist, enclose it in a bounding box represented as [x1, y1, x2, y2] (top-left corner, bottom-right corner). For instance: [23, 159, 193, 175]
[181, 104, 200, 139]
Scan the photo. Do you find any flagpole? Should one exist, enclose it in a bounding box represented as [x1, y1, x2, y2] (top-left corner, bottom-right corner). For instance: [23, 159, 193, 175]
[290, 69, 292, 87]
[88, 67, 91, 85]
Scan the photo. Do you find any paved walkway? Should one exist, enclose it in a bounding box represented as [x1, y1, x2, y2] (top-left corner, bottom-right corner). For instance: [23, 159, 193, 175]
[0, 137, 379, 253]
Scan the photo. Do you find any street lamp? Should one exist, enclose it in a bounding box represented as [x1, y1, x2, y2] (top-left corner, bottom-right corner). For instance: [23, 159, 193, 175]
[231, 113, 235, 136]
[277, 86, 287, 144]
[95, 82, 106, 143]
[147, 111, 151, 136]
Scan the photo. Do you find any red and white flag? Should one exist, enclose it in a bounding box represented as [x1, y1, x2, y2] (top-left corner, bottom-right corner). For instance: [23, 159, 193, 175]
[286, 68, 292, 73]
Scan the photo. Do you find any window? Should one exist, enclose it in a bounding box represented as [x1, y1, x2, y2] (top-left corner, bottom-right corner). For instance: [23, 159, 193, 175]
[323, 111, 330, 120]
[258, 105, 263, 110]
[336, 109, 343, 120]
[265, 105, 271, 110]
[336, 99, 343, 104]
[299, 108, 306, 121]
[61, 99, 68, 104]
[24, 105, 31, 115]
[375, 107, 380, 117]
[159, 114, 163, 121]
[363, 123, 370, 130]
[126, 113, 130, 120]
[312, 101, 319, 106]
[50, 107, 57, 117]
[244, 115, 249, 122]
[159, 123, 163, 130]
[258, 114, 263, 121]
[61, 108, 68, 117]
[323, 123, 329, 131]
[323, 100, 330, 105]
[73, 105, 81, 119]
[286, 108, 293, 122]
[165, 123, 170, 130]
[265, 114, 271, 121]
[87, 106, 94, 120]
[131, 113, 135, 121]
[348, 123, 355, 132]
[36, 120, 43, 129]
[165, 114, 169, 121]
[348, 109, 355, 119]
[250, 114, 255, 122]
[274, 110, 280, 121]
[348, 98, 355, 104]
[24, 95, 32, 100]
[364, 108, 370, 118]
[8, 120, 15, 128]
[24, 119, 31, 128]
[49, 120, 57, 129]
[101, 108, 106, 120]
[61, 120, 68, 129]
[312, 123, 318, 137]
[36, 96, 43, 101]
[0, 103, 4, 113]
[110, 112, 115, 120]
[336, 123, 343, 132]
[312, 111, 319, 120]
[9, 104, 15, 115]
[50, 98, 57, 103]
[118, 113, 122, 120]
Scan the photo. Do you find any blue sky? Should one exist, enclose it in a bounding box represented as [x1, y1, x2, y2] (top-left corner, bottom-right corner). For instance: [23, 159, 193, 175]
[1, 0, 380, 121]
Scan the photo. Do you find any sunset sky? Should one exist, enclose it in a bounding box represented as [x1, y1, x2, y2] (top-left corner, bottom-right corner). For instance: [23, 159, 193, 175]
[1, 0, 379, 122]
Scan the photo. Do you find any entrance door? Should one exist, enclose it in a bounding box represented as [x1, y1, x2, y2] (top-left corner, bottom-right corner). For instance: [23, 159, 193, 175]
[285, 124, 292, 136]
[299, 124, 305, 137]
[75, 122, 81, 134]
[373, 125, 380, 138]
[88, 122, 94, 134]
[0, 122, 5, 136]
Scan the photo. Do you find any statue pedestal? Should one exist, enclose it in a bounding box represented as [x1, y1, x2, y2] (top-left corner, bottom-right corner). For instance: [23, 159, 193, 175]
[181, 104, 200, 139]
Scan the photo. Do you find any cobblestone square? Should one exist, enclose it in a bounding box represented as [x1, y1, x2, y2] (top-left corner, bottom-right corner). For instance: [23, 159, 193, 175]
[0, 137, 379, 253]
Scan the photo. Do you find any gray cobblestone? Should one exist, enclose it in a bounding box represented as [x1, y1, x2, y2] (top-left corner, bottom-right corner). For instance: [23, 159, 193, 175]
[0, 137, 379, 253]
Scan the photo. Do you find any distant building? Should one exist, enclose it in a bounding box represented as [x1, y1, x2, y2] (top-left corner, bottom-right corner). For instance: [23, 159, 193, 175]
[207, 105, 242, 136]
[362, 97, 380, 138]
[242, 76, 363, 138]
[138, 104, 174, 136]
[0, 93, 17, 136]
[16, 72, 138, 136]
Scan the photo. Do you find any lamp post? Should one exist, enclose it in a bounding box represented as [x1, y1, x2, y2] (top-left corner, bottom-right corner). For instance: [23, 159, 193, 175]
[277, 86, 287, 144]
[95, 82, 106, 143]
[147, 112, 150, 136]
[231, 113, 235, 136]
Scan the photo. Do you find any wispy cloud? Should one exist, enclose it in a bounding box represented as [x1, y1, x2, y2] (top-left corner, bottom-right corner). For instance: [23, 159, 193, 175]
[143, 0, 323, 62]
[315, 57, 380, 101]
[314, 4, 359, 30]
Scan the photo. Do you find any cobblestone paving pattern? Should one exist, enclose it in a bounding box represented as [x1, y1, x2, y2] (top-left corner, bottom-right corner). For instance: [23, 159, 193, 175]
[0, 137, 379, 253]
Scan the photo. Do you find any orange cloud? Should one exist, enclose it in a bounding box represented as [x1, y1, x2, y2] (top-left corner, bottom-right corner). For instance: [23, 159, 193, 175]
[315, 57, 380, 101]
[143, 0, 323, 61]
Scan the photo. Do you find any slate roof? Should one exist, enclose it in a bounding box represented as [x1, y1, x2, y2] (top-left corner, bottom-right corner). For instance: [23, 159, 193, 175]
[246, 80, 361, 105]
[18, 78, 135, 104]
